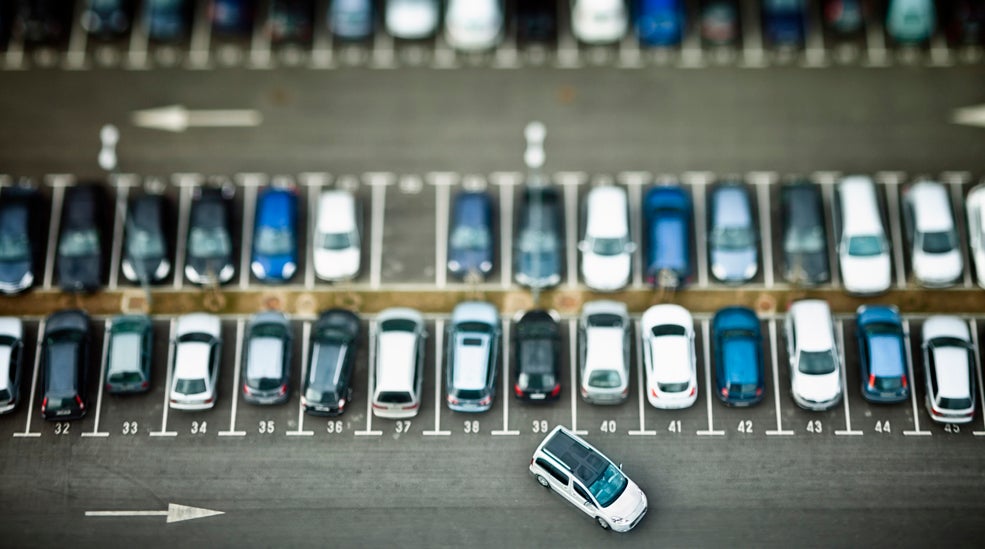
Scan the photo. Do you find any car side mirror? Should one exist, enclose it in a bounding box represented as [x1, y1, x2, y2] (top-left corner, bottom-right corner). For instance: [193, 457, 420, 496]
[577, 241, 589, 253]
[584, 500, 594, 508]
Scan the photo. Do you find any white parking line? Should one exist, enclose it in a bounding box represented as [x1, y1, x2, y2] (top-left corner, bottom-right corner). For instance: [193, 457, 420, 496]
[616, 23, 643, 68]
[881, 176, 908, 289]
[150, 318, 178, 436]
[766, 320, 794, 436]
[740, 0, 766, 67]
[42, 185, 66, 290]
[929, 31, 953, 67]
[309, 0, 335, 68]
[802, 0, 827, 67]
[82, 320, 112, 438]
[188, 0, 213, 68]
[238, 183, 259, 290]
[568, 319, 588, 435]
[287, 321, 314, 436]
[557, 173, 586, 288]
[492, 319, 520, 436]
[219, 319, 247, 436]
[367, 179, 388, 290]
[901, 319, 932, 436]
[107, 185, 130, 290]
[496, 176, 517, 290]
[554, 0, 581, 69]
[355, 320, 383, 436]
[171, 184, 193, 290]
[751, 174, 775, 288]
[864, 12, 890, 66]
[4, 22, 26, 69]
[969, 319, 985, 437]
[64, 0, 89, 69]
[834, 319, 863, 436]
[13, 319, 44, 438]
[423, 319, 451, 436]
[629, 320, 656, 436]
[434, 182, 450, 289]
[697, 319, 725, 436]
[126, 0, 151, 69]
[249, 1, 273, 68]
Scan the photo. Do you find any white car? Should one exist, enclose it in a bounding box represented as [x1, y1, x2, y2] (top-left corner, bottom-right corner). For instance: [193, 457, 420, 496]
[966, 183, 985, 289]
[902, 181, 962, 287]
[371, 308, 427, 419]
[445, 0, 503, 51]
[836, 176, 891, 295]
[572, 0, 629, 44]
[385, 0, 439, 40]
[641, 304, 697, 409]
[785, 300, 842, 411]
[579, 300, 631, 404]
[169, 313, 222, 411]
[579, 186, 635, 291]
[0, 317, 23, 414]
[314, 190, 361, 281]
[922, 316, 976, 424]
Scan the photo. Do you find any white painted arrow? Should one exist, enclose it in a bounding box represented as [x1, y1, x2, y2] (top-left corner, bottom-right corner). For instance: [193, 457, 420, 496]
[85, 503, 224, 523]
[131, 105, 262, 132]
[952, 105, 985, 128]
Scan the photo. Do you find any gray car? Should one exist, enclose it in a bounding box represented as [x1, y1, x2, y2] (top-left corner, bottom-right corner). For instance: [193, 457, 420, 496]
[105, 314, 153, 394]
[708, 182, 758, 284]
[241, 311, 292, 405]
[0, 317, 24, 414]
[446, 301, 500, 413]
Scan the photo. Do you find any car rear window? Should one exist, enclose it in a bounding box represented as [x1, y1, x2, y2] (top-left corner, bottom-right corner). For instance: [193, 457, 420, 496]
[175, 378, 206, 395]
[939, 397, 972, 411]
[658, 381, 689, 393]
[651, 324, 686, 337]
[109, 371, 144, 384]
[588, 370, 622, 389]
[377, 391, 412, 404]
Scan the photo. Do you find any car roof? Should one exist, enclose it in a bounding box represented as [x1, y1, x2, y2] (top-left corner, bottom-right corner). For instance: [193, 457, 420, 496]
[781, 182, 823, 229]
[108, 332, 143, 374]
[585, 328, 625, 373]
[790, 300, 834, 351]
[541, 427, 610, 487]
[47, 342, 79, 393]
[867, 331, 905, 378]
[174, 341, 211, 380]
[451, 331, 491, 390]
[907, 181, 953, 233]
[932, 348, 971, 399]
[711, 184, 752, 227]
[649, 337, 691, 382]
[318, 190, 357, 233]
[247, 336, 284, 378]
[176, 313, 221, 338]
[256, 188, 296, 229]
[838, 176, 883, 235]
[311, 338, 350, 391]
[376, 331, 418, 392]
[585, 186, 628, 238]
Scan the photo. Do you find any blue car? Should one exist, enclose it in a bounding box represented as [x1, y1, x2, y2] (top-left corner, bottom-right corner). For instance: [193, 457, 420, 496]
[251, 186, 299, 283]
[331, 0, 373, 41]
[211, 0, 254, 35]
[855, 305, 910, 403]
[762, 0, 806, 47]
[637, 0, 685, 46]
[643, 185, 691, 288]
[713, 306, 765, 407]
[708, 182, 758, 284]
[448, 191, 494, 281]
[886, 0, 935, 44]
[145, 0, 190, 42]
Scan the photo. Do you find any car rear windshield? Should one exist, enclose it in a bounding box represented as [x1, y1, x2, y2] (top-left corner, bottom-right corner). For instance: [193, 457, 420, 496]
[380, 319, 417, 332]
[872, 376, 904, 391]
[798, 350, 837, 375]
[658, 382, 689, 393]
[729, 383, 759, 396]
[588, 370, 622, 389]
[939, 397, 972, 411]
[109, 371, 144, 384]
[175, 378, 206, 395]
[652, 324, 686, 337]
[377, 391, 413, 404]
[453, 389, 485, 400]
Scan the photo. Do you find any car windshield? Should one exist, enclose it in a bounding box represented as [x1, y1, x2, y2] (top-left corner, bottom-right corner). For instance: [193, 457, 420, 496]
[798, 350, 837, 375]
[175, 378, 206, 395]
[590, 237, 626, 256]
[712, 227, 755, 250]
[847, 235, 883, 257]
[784, 226, 825, 254]
[518, 230, 558, 253]
[0, 231, 29, 261]
[589, 464, 628, 508]
[126, 228, 165, 259]
[255, 226, 294, 256]
[921, 230, 956, 254]
[321, 232, 353, 251]
[450, 226, 490, 250]
[59, 230, 99, 257]
[188, 227, 231, 257]
[588, 369, 622, 388]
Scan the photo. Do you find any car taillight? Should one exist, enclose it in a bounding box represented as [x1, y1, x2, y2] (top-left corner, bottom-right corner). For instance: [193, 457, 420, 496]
[755, 387, 763, 396]
[372, 403, 386, 409]
[447, 396, 459, 404]
[41, 397, 47, 413]
[721, 387, 729, 397]
[901, 375, 908, 388]
[301, 395, 308, 406]
[549, 384, 561, 397]
[402, 403, 419, 410]
[243, 383, 253, 395]
[931, 408, 942, 416]
[277, 384, 287, 396]
[140, 381, 149, 389]
[650, 388, 659, 398]
[204, 397, 214, 404]
[868, 374, 876, 388]
[580, 387, 588, 397]
[514, 384, 524, 397]
[106, 383, 112, 391]
[621, 387, 629, 396]
[338, 398, 346, 410]
[478, 395, 492, 406]
[75, 395, 85, 410]
[688, 386, 696, 397]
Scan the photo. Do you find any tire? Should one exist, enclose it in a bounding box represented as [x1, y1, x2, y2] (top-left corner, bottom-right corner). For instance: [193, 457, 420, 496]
[596, 517, 610, 530]
[536, 475, 549, 488]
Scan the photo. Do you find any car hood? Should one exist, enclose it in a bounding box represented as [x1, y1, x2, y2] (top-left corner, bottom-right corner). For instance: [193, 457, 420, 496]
[606, 480, 646, 520]
[784, 251, 829, 284]
[582, 253, 631, 291]
[912, 249, 962, 285]
[711, 248, 757, 282]
[58, 255, 101, 290]
[793, 370, 841, 403]
[840, 254, 891, 294]
[253, 253, 294, 280]
[449, 248, 492, 274]
[0, 259, 31, 288]
[314, 248, 360, 279]
[517, 250, 561, 286]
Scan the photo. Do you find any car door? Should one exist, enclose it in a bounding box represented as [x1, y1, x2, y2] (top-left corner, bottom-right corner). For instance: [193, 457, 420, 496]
[570, 480, 600, 519]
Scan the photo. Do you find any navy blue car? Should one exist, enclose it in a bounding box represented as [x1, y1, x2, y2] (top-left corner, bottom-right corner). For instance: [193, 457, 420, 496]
[762, 0, 806, 47]
[145, 0, 191, 42]
[644, 185, 691, 288]
[855, 305, 910, 403]
[514, 186, 563, 289]
[713, 306, 765, 407]
[251, 186, 299, 283]
[637, 0, 685, 46]
[211, 0, 254, 35]
[0, 187, 40, 295]
[448, 191, 494, 281]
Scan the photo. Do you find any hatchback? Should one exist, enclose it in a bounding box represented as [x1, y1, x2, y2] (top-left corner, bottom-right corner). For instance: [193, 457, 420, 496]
[169, 313, 222, 410]
[637, 0, 685, 46]
[513, 310, 561, 401]
[922, 316, 976, 424]
[242, 311, 292, 405]
[145, 0, 190, 42]
[446, 302, 500, 412]
[785, 299, 841, 411]
[0, 187, 40, 294]
[303, 309, 360, 416]
[122, 193, 170, 284]
[580, 186, 635, 291]
[251, 186, 299, 283]
[762, 0, 806, 47]
[0, 317, 24, 414]
[855, 305, 909, 403]
[902, 181, 962, 288]
[186, 185, 235, 285]
[837, 176, 891, 295]
[965, 183, 985, 289]
[641, 304, 697, 409]
[708, 182, 757, 284]
[372, 308, 427, 418]
[41, 310, 90, 421]
[514, 185, 564, 289]
[780, 180, 829, 286]
[331, 0, 373, 40]
[105, 314, 153, 394]
[571, 0, 628, 44]
[314, 190, 361, 281]
[82, 0, 132, 38]
[211, 0, 254, 35]
[385, 0, 439, 40]
[643, 184, 691, 288]
[712, 306, 765, 406]
[58, 185, 105, 292]
[448, 191, 495, 281]
[445, 0, 503, 51]
[886, 0, 935, 43]
[579, 300, 631, 405]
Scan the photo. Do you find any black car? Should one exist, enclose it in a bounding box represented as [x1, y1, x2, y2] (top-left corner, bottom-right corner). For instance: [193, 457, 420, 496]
[186, 185, 235, 285]
[303, 309, 361, 416]
[41, 310, 90, 421]
[514, 185, 564, 289]
[122, 193, 171, 284]
[517, 0, 556, 44]
[513, 310, 561, 401]
[57, 185, 105, 292]
[270, 0, 313, 45]
[17, 0, 73, 45]
[81, 0, 133, 39]
[0, 186, 41, 294]
[780, 180, 830, 286]
[145, 0, 192, 42]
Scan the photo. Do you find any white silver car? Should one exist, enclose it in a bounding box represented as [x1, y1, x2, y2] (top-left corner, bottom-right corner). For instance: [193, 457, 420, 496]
[837, 176, 891, 295]
[785, 300, 842, 411]
[579, 186, 635, 291]
[0, 317, 23, 414]
[903, 181, 962, 287]
[169, 313, 222, 411]
[386, 0, 439, 39]
[641, 304, 697, 409]
[579, 300, 631, 404]
[572, 0, 628, 44]
[314, 190, 361, 282]
[922, 316, 976, 424]
[371, 308, 427, 419]
[966, 183, 985, 289]
[445, 0, 503, 51]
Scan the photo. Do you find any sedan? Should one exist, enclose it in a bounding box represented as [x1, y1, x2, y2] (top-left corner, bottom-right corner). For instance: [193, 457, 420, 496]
[637, 0, 685, 47]
[446, 301, 500, 412]
[780, 180, 829, 286]
[513, 310, 561, 401]
[169, 313, 222, 410]
[708, 182, 757, 284]
[643, 184, 691, 288]
[145, 0, 191, 42]
[104, 314, 153, 394]
[186, 185, 235, 285]
[242, 311, 292, 405]
[786, 299, 841, 411]
[824, 0, 863, 35]
[269, 0, 313, 44]
[0, 187, 40, 294]
[517, 0, 557, 44]
[211, 0, 254, 35]
[58, 185, 104, 292]
[855, 305, 909, 403]
[251, 185, 299, 283]
[701, 0, 739, 46]
[922, 316, 976, 424]
[18, 0, 73, 45]
[331, 0, 373, 41]
[514, 185, 564, 289]
[41, 310, 90, 420]
[642, 304, 697, 409]
[0, 317, 24, 414]
[448, 191, 494, 281]
[579, 300, 631, 405]
[445, 0, 503, 51]
[303, 309, 361, 416]
[385, 0, 439, 40]
[712, 306, 764, 407]
[902, 181, 962, 288]
[571, 0, 628, 44]
[122, 193, 170, 284]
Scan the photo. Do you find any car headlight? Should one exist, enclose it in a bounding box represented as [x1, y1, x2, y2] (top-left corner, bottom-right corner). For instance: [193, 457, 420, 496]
[155, 260, 171, 280]
[282, 261, 296, 279]
[20, 270, 34, 288]
[479, 260, 492, 273]
[744, 262, 758, 279]
[251, 261, 266, 279]
[448, 260, 461, 272]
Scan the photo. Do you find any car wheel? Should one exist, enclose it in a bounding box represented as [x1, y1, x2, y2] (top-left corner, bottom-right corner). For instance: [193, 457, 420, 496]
[536, 475, 550, 488]
[596, 517, 610, 530]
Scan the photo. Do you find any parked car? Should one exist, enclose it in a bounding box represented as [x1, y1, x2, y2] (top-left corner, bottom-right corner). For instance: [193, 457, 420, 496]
[303, 308, 361, 416]
[330, 0, 373, 40]
[580, 186, 635, 291]
[446, 302, 500, 412]
[104, 314, 153, 394]
[780, 180, 830, 286]
[122, 193, 170, 284]
[0, 187, 40, 294]
[514, 185, 564, 289]
[145, 0, 190, 42]
[41, 310, 90, 421]
[448, 191, 494, 281]
[762, 0, 806, 47]
[643, 184, 691, 288]
[186, 185, 235, 285]
[823, 0, 863, 35]
[922, 315, 976, 424]
[211, 0, 254, 35]
[371, 308, 426, 418]
[572, 0, 629, 44]
[82, 0, 132, 38]
[517, 0, 557, 44]
[700, 0, 740, 46]
[785, 299, 841, 411]
[314, 190, 361, 282]
[251, 186, 299, 283]
[242, 311, 292, 405]
[855, 305, 909, 404]
[886, 0, 935, 44]
[641, 304, 697, 409]
[513, 310, 561, 401]
[902, 181, 962, 288]
[269, 0, 313, 44]
[965, 183, 985, 289]
[836, 176, 891, 295]
[579, 300, 631, 405]
[385, 0, 439, 40]
[944, 0, 984, 46]
[169, 313, 222, 410]
[0, 318, 24, 414]
[708, 182, 758, 284]
[712, 306, 765, 407]
[58, 185, 105, 292]
[445, 0, 503, 51]
[637, 0, 685, 46]
[18, 0, 73, 45]
[530, 426, 648, 532]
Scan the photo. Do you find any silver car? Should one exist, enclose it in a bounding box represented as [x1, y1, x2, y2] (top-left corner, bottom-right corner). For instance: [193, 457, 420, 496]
[0, 317, 24, 414]
[579, 300, 631, 404]
[169, 313, 222, 411]
[446, 301, 500, 413]
[242, 311, 292, 405]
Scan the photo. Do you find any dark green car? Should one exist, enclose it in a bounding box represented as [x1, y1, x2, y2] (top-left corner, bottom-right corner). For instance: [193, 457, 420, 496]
[105, 314, 153, 394]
